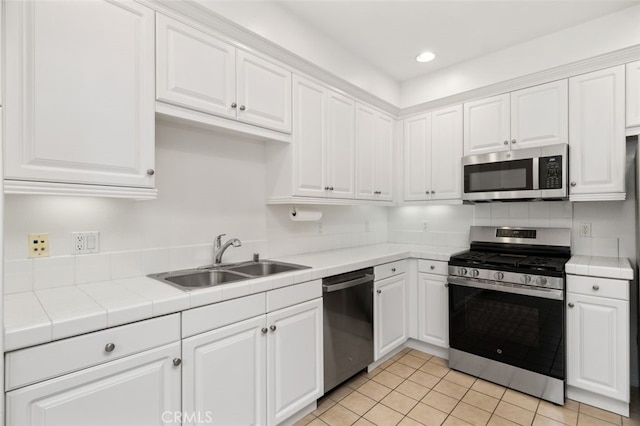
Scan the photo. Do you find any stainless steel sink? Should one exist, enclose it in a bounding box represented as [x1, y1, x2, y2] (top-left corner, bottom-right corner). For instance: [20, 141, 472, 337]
[148, 260, 310, 291]
[225, 260, 310, 277]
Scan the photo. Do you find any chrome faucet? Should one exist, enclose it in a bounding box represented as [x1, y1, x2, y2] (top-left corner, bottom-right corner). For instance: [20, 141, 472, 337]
[214, 234, 242, 265]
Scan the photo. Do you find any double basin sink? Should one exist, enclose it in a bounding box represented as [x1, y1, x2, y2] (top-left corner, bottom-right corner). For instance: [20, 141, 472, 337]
[148, 260, 311, 291]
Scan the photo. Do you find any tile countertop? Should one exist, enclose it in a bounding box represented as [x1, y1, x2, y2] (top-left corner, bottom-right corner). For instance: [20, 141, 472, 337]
[566, 255, 634, 280]
[3, 243, 466, 353]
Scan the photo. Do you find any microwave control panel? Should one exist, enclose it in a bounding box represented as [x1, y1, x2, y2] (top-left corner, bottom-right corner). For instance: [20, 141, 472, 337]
[539, 156, 563, 189]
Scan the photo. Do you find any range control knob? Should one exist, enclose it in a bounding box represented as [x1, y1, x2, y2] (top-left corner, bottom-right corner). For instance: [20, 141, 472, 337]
[494, 272, 504, 281]
[459, 267, 468, 276]
[521, 275, 532, 284]
[470, 269, 480, 278]
[536, 277, 548, 286]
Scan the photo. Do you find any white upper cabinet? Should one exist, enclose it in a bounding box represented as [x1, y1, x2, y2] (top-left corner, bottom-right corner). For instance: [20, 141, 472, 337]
[627, 60, 640, 131]
[156, 14, 236, 119]
[569, 66, 626, 200]
[404, 105, 462, 201]
[431, 105, 463, 200]
[510, 80, 568, 149]
[325, 91, 355, 199]
[464, 80, 568, 155]
[291, 75, 355, 199]
[355, 103, 394, 201]
[156, 14, 292, 134]
[5, 0, 156, 193]
[463, 94, 510, 155]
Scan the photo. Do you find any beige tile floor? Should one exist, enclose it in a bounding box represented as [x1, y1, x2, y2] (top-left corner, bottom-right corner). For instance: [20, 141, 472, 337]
[296, 348, 640, 426]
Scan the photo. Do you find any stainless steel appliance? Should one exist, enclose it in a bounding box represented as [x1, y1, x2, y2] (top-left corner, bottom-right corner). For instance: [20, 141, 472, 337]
[448, 226, 571, 404]
[462, 143, 568, 202]
[322, 268, 374, 393]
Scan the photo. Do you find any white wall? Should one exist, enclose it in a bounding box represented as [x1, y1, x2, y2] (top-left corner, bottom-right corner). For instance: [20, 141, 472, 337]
[387, 205, 475, 248]
[400, 4, 640, 108]
[195, 0, 400, 106]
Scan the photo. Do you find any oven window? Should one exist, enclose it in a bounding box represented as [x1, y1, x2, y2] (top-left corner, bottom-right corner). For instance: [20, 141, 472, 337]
[449, 284, 564, 380]
[464, 159, 533, 193]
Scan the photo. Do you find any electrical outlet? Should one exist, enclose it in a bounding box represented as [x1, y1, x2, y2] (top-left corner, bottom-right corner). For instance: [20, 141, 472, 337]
[580, 222, 592, 237]
[422, 221, 429, 232]
[72, 231, 100, 254]
[28, 233, 49, 258]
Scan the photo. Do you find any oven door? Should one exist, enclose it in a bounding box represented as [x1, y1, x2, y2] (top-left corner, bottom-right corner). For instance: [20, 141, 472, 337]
[463, 157, 538, 201]
[448, 280, 564, 380]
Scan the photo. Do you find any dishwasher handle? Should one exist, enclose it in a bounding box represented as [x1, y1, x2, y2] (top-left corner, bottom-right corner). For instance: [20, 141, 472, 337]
[323, 274, 374, 293]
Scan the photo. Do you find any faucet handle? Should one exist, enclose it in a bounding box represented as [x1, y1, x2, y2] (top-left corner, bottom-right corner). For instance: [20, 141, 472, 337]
[214, 233, 226, 247]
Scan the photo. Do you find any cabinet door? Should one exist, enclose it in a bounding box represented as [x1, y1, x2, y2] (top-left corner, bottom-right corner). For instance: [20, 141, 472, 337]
[292, 76, 326, 197]
[510, 80, 568, 149]
[326, 91, 355, 199]
[355, 104, 376, 200]
[6, 343, 181, 426]
[5, 0, 155, 188]
[627, 60, 640, 129]
[237, 50, 292, 133]
[567, 293, 628, 402]
[431, 105, 463, 200]
[463, 94, 510, 155]
[569, 66, 626, 198]
[156, 14, 236, 119]
[417, 274, 448, 348]
[182, 315, 267, 426]
[403, 113, 431, 201]
[267, 298, 323, 426]
[374, 114, 395, 201]
[374, 275, 407, 360]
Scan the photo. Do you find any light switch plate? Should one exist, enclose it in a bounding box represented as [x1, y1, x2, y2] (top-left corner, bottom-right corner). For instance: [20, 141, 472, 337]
[72, 231, 100, 254]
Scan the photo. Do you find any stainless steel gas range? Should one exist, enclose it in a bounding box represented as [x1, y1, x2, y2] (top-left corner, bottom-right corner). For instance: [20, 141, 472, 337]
[448, 226, 571, 405]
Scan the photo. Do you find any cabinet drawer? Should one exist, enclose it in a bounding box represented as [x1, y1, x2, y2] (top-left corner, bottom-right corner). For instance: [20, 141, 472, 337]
[267, 280, 321, 312]
[418, 259, 448, 275]
[5, 313, 180, 391]
[182, 292, 266, 338]
[567, 275, 629, 300]
[374, 260, 407, 281]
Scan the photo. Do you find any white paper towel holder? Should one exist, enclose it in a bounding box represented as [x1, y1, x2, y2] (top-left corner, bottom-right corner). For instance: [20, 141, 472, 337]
[289, 205, 322, 222]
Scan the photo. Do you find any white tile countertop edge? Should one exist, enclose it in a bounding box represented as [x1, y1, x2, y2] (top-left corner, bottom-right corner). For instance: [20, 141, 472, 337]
[5, 244, 634, 352]
[565, 255, 634, 280]
[4, 243, 465, 352]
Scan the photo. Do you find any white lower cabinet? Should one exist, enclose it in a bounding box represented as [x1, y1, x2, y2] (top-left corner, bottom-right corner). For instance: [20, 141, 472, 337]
[566, 275, 630, 416]
[181, 289, 323, 426]
[417, 273, 449, 348]
[374, 261, 408, 360]
[6, 343, 182, 426]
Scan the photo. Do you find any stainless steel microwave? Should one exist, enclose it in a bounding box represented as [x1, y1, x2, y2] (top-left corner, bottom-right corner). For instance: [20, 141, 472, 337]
[462, 144, 568, 202]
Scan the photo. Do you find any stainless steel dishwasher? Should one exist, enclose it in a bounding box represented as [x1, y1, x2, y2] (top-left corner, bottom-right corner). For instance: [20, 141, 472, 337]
[322, 267, 374, 393]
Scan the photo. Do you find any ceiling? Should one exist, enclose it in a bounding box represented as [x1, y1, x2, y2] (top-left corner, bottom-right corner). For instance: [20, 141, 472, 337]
[273, 0, 640, 82]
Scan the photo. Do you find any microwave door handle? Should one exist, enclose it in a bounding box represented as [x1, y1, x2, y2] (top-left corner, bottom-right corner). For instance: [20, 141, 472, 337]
[532, 157, 539, 190]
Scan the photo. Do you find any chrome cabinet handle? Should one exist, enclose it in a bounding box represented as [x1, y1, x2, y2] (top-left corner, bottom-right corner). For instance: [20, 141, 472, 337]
[430, 265, 435, 270]
[391, 267, 396, 272]
[568, 303, 575, 308]
[231, 102, 237, 108]
[239, 105, 246, 111]
[146, 169, 155, 176]
[376, 289, 381, 294]
[105, 343, 115, 353]
[173, 358, 182, 367]
[592, 285, 600, 291]
[329, 186, 334, 191]
[324, 186, 330, 190]
[511, 139, 517, 144]
[444, 283, 449, 287]
[431, 191, 435, 194]
[261, 328, 268, 334]
[503, 140, 509, 145]
[270, 325, 277, 332]
[570, 182, 577, 187]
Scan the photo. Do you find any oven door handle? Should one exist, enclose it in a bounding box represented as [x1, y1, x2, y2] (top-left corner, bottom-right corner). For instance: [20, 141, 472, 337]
[447, 276, 563, 301]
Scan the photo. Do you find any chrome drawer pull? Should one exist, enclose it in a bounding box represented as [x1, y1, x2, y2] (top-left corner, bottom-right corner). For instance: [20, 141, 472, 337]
[592, 285, 600, 291]
[104, 343, 115, 353]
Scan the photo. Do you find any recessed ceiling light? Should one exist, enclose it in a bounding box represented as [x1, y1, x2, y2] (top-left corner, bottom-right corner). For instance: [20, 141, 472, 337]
[416, 51, 436, 63]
